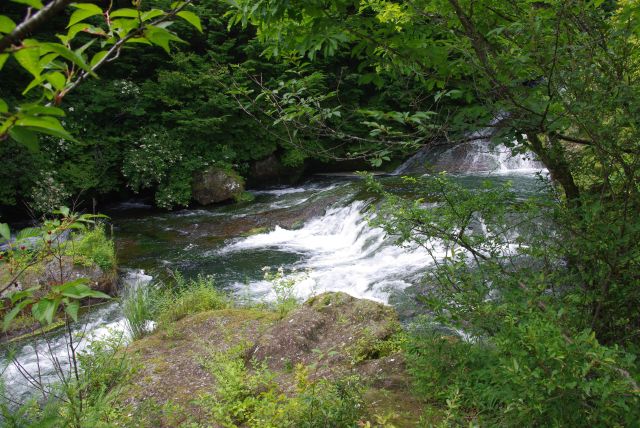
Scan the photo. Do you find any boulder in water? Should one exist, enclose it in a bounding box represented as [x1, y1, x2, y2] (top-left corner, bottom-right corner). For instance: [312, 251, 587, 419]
[192, 167, 245, 205]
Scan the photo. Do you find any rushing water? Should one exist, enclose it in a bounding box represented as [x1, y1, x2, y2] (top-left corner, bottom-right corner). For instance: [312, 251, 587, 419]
[2, 141, 548, 403]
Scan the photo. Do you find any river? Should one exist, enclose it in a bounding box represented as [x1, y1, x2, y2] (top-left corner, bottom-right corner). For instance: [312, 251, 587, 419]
[2, 139, 547, 404]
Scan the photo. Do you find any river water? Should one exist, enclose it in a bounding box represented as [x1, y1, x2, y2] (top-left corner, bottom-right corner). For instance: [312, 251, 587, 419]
[2, 139, 547, 404]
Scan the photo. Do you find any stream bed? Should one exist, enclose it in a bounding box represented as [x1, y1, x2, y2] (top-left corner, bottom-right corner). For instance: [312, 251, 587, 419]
[2, 140, 548, 403]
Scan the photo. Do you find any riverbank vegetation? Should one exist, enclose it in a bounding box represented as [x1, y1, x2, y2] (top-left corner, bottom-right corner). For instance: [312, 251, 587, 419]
[2, 0, 640, 426]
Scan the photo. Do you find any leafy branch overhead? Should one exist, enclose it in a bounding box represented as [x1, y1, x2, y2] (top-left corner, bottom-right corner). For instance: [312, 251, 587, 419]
[0, 0, 202, 149]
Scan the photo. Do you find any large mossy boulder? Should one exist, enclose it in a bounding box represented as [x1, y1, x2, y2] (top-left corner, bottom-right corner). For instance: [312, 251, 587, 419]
[191, 167, 245, 205]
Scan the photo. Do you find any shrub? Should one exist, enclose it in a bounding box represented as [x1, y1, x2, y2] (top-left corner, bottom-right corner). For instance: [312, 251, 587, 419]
[406, 314, 640, 427]
[69, 224, 116, 271]
[153, 273, 229, 326]
[199, 345, 364, 428]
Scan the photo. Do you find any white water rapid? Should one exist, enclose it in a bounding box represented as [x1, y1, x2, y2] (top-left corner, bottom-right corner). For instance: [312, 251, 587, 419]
[223, 200, 443, 303]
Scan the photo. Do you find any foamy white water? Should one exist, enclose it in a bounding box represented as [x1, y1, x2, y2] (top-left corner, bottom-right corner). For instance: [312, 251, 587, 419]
[224, 200, 444, 302]
[2, 270, 152, 404]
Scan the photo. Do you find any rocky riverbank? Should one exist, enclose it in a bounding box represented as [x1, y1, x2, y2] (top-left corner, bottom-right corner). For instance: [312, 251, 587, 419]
[115, 292, 427, 427]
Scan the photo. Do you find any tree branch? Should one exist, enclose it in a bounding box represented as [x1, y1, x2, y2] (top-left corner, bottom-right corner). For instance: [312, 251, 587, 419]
[0, 0, 73, 53]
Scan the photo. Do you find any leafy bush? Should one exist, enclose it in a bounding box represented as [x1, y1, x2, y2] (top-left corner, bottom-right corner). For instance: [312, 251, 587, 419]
[153, 273, 229, 326]
[406, 313, 640, 427]
[69, 224, 116, 271]
[200, 345, 364, 427]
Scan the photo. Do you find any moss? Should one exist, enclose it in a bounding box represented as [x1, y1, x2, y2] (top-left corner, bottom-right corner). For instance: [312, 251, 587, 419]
[240, 226, 270, 237]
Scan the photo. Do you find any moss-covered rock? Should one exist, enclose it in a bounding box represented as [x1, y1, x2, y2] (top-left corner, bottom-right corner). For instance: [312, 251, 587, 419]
[192, 167, 245, 205]
[117, 292, 427, 427]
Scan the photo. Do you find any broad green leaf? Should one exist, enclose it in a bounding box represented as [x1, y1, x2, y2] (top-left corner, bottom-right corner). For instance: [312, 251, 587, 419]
[177, 10, 202, 32]
[3, 301, 32, 331]
[89, 50, 109, 67]
[144, 26, 185, 53]
[9, 287, 39, 304]
[72, 3, 103, 13]
[0, 99, 7, 113]
[22, 105, 66, 117]
[0, 16, 16, 34]
[41, 43, 92, 72]
[16, 227, 40, 241]
[66, 23, 92, 41]
[64, 300, 80, 322]
[84, 289, 111, 299]
[58, 206, 70, 217]
[14, 43, 42, 78]
[10, 0, 44, 9]
[32, 299, 59, 324]
[22, 75, 45, 95]
[68, 7, 103, 27]
[0, 223, 10, 241]
[9, 126, 39, 152]
[109, 8, 140, 19]
[142, 9, 165, 22]
[0, 53, 9, 71]
[16, 116, 76, 141]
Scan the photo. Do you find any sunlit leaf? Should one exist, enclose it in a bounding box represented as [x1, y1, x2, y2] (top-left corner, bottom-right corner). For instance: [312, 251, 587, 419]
[0, 223, 10, 241]
[177, 10, 202, 32]
[14, 42, 41, 78]
[68, 4, 103, 27]
[0, 16, 16, 34]
[10, 0, 44, 9]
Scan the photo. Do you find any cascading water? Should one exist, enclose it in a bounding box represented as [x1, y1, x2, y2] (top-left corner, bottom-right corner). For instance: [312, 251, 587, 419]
[393, 138, 544, 175]
[2, 139, 547, 404]
[223, 200, 441, 302]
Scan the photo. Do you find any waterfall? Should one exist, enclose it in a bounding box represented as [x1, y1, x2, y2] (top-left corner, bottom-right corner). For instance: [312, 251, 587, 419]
[223, 200, 443, 302]
[393, 138, 545, 175]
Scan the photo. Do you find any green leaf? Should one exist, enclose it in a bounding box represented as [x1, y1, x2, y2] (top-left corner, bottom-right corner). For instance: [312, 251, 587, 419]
[0, 53, 9, 71]
[142, 9, 165, 22]
[109, 8, 140, 19]
[45, 70, 67, 91]
[32, 299, 59, 325]
[89, 50, 108, 68]
[16, 227, 40, 241]
[64, 300, 80, 322]
[22, 105, 66, 117]
[16, 115, 76, 141]
[144, 26, 185, 53]
[9, 126, 39, 152]
[0, 223, 10, 241]
[41, 43, 92, 73]
[0, 99, 7, 113]
[3, 301, 32, 331]
[68, 5, 103, 27]
[10, 0, 44, 9]
[0, 16, 16, 34]
[177, 10, 202, 32]
[14, 43, 42, 78]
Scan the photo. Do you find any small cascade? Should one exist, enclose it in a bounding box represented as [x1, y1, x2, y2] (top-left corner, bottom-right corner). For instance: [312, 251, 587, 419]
[2, 270, 151, 404]
[224, 200, 443, 302]
[394, 138, 545, 175]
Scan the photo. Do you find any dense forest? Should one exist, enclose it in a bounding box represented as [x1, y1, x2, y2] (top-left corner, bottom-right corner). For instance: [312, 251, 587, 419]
[1, 0, 639, 427]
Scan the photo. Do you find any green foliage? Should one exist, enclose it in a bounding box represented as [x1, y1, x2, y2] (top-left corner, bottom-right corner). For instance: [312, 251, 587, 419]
[406, 314, 640, 427]
[200, 345, 364, 427]
[1, 208, 113, 331]
[122, 284, 155, 341]
[0, 1, 200, 148]
[68, 224, 116, 271]
[152, 273, 230, 327]
[262, 266, 307, 317]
